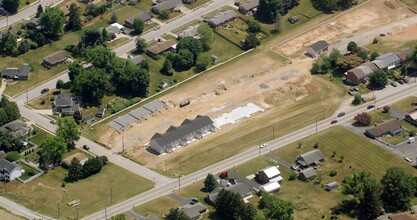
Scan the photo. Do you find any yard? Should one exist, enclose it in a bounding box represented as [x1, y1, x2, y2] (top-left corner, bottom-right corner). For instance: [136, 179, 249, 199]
[4, 163, 154, 219]
[390, 96, 417, 113]
[215, 17, 248, 46]
[16, 161, 40, 181]
[108, 37, 131, 48]
[183, 0, 211, 9]
[28, 125, 53, 146]
[400, 0, 417, 10]
[133, 196, 180, 219]
[367, 109, 393, 127]
[382, 132, 408, 145]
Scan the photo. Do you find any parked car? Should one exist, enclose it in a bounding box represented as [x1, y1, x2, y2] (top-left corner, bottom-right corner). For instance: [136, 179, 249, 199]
[353, 87, 359, 91]
[391, 81, 397, 87]
[331, 120, 338, 124]
[397, 79, 404, 85]
[403, 78, 409, 83]
[379, 33, 386, 37]
[229, 179, 237, 185]
[290, 165, 298, 170]
[362, 97, 367, 102]
[50, 120, 56, 124]
[367, 105, 374, 109]
[404, 157, 413, 163]
[83, 145, 90, 150]
[41, 88, 49, 94]
[348, 91, 354, 96]
[260, 143, 268, 148]
[338, 112, 345, 117]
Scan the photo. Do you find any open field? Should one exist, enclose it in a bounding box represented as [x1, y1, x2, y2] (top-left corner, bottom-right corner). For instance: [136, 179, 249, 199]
[4, 163, 153, 219]
[267, 126, 417, 219]
[0, 208, 25, 220]
[391, 96, 417, 113]
[133, 196, 180, 218]
[273, 0, 414, 58]
[400, 0, 417, 10]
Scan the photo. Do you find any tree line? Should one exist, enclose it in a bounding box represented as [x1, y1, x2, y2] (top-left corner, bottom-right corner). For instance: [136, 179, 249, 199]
[66, 156, 107, 182]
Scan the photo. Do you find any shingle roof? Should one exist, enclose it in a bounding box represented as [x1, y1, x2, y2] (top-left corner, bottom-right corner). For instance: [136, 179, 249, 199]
[180, 203, 207, 220]
[301, 167, 317, 179]
[208, 10, 238, 26]
[259, 181, 280, 192]
[147, 40, 177, 55]
[0, 159, 22, 173]
[106, 25, 120, 35]
[43, 50, 69, 65]
[239, 0, 259, 11]
[1, 64, 30, 78]
[178, 25, 199, 38]
[259, 166, 280, 178]
[152, 0, 182, 11]
[372, 59, 388, 69]
[129, 55, 145, 65]
[375, 52, 401, 65]
[55, 93, 72, 107]
[191, 115, 213, 130]
[125, 11, 153, 26]
[297, 149, 324, 166]
[308, 40, 329, 52]
[366, 119, 402, 138]
[389, 213, 417, 220]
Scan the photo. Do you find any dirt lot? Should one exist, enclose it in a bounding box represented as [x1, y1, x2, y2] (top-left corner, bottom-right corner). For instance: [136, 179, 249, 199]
[273, 0, 414, 58]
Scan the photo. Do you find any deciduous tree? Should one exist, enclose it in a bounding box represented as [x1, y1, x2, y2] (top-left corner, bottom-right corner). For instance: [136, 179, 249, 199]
[36, 4, 43, 18]
[110, 10, 118, 24]
[165, 208, 189, 220]
[176, 36, 203, 63]
[39, 136, 67, 170]
[2, 0, 19, 13]
[354, 112, 371, 126]
[243, 33, 260, 50]
[335, 54, 363, 71]
[369, 69, 387, 88]
[67, 157, 83, 181]
[204, 173, 218, 192]
[247, 19, 262, 33]
[135, 38, 147, 53]
[197, 23, 214, 51]
[381, 167, 416, 212]
[39, 7, 65, 38]
[215, 189, 243, 220]
[57, 118, 81, 145]
[133, 18, 144, 35]
[158, 9, 170, 20]
[257, 0, 283, 23]
[0, 31, 17, 55]
[5, 151, 20, 162]
[347, 41, 358, 52]
[66, 3, 82, 31]
[18, 39, 30, 54]
[260, 195, 294, 220]
[68, 61, 84, 82]
[195, 53, 211, 72]
[86, 46, 115, 69]
[80, 27, 106, 48]
[72, 67, 110, 105]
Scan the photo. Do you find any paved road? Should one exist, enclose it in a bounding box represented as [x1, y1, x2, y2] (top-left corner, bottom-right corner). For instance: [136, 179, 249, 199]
[0, 196, 53, 219]
[0, 0, 62, 29]
[113, 0, 236, 57]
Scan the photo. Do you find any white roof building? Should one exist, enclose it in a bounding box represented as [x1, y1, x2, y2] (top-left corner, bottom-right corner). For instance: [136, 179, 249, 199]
[260, 166, 280, 178]
[259, 181, 281, 193]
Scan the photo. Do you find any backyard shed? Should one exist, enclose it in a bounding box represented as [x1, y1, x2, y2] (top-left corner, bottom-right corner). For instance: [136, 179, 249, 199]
[306, 40, 329, 58]
[324, 181, 339, 191]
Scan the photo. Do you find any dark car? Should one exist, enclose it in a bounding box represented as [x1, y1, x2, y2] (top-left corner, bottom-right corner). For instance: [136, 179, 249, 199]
[347, 91, 354, 96]
[379, 33, 386, 37]
[338, 112, 345, 117]
[391, 81, 397, 87]
[331, 120, 338, 124]
[83, 145, 90, 150]
[403, 78, 409, 83]
[398, 79, 404, 85]
[41, 88, 49, 94]
[367, 105, 374, 109]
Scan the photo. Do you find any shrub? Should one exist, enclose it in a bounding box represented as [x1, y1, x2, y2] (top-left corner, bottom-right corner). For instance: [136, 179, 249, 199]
[49, 96, 55, 101]
[61, 182, 66, 187]
[289, 172, 297, 181]
[30, 41, 38, 49]
[383, 105, 390, 113]
[100, 156, 108, 164]
[409, 130, 416, 137]
[352, 94, 361, 105]
[6, 151, 20, 162]
[17, 30, 22, 35]
[329, 170, 337, 177]
[26, 0, 30, 5]
[27, 168, 37, 176]
[21, 23, 27, 29]
[32, 130, 37, 135]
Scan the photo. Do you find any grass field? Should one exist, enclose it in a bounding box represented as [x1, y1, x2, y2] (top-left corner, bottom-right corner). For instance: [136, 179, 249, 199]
[28, 125, 54, 146]
[153, 76, 345, 175]
[364, 39, 417, 55]
[391, 96, 417, 113]
[215, 18, 248, 45]
[4, 163, 153, 219]
[183, 0, 211, 9]
[400, 0, 417, 10]
[266, 126, 417, 219]
[0, 208, 25, 220]
[133, 196, 179, 218]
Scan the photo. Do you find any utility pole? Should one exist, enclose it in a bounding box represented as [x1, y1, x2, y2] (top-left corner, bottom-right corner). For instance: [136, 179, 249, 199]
[272, 125, 275, 139]
[374, 99, 376, 111]
[259, 144, 261, 157]
[76, 207, 79, 220]
[26, 91, 28, 105]
[122, 136, 125, 154]
[178, 160, 181, 189]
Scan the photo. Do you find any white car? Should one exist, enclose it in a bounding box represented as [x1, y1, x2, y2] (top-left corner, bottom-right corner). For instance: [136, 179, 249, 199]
[260, 143, 268, 148]
[404, 157, 413, 163]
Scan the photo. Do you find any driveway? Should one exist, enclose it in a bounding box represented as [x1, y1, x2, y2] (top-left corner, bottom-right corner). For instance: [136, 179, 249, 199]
[263, 153, 293, 169]
[227, 170, 260, 189]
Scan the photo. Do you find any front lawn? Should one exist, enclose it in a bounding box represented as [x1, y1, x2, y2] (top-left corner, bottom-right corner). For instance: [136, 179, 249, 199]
[5, 163, 154, 219]
[382, 132, 408, 145]
[28, 125, 54, 146]
[391, 96, 417, 113]
[133, 196, 180, 219]
[367, 109, 393, 126]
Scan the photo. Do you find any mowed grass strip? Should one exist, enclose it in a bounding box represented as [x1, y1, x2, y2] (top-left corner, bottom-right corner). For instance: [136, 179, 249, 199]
[28, 125, 54, 146]
[400, 0, 417, 10]
[391, 96, 417, 113]
[4, 163, 154, 219]
[133, 196, 180, 218]
[0, 208, 25, 220]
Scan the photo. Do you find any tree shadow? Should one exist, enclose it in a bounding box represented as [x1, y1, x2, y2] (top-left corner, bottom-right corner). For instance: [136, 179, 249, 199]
[331, 199, 357, 218]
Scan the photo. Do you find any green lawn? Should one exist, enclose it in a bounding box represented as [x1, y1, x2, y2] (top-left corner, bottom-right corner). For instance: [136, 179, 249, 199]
[4, 163, 154, 219]
[391, 96, 417, 113]
[28, 125, 54, 146]
[108, 37, 131, 48]
[233, 157, 277, 177]
[133, 196, 179, 219]
[364, 38, 417, 55]
[183, 0, 211, 9]
[400, 0, 417, 10]
[16, 161, 40, 180]
[367, 109, 393, 127]
[382, 132, 408, 145]
[215, 18, 248, 46]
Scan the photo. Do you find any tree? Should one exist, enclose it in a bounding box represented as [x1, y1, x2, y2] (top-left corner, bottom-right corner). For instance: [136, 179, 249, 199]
[18, 39, 30, 54]
[0, 132, 24, 152]
[356, 50, 368, 61]
[341, 171, 381, 220]
[369, 69, 387, 88]
[162, 58, 173, 74]
[57, 118, 81, 145]
[165, 208, 190, 220]
[311, 55, 332, 74]
[2, 0, 19, 13]
[86, 46, 115, 69]
[204, 173, 218, 192]
[260, 195, 294, 220]
[352, 94, 361, 105]
[39, 7, 65, 38]
[0, 97, 21, 123]
[247, 19, 262, 33]
[243, 33, 260, 50]
[34, 32, 46, 46]
[82, 156, 103, 177]
[39, 136, 67, 170]
[112, 214, 126, 220]
[381, 167, 416, 212]
[67, 157, 83, 182]
[195, 53, 211, 72]
[80, 27, 106, 48]
[312, 0, 338, 12]
[158, 9, 171, 20]
[5, 151, 20, 162]
[328, 48, 342, 65]
[101, 28, 110, 42]
[135, 38, 147, 54]
[215, 189, 243, 220]
[36, 4, 43, 18]
[257, 0, 284, 23]
[68, 61, 84, 82]
[117, 61, 150, 97]
[56, 79, 64, 90]
[66, 3, 82, 31]
[0, 31, 17, 55]
[335, 54, 363, 71]
[239, 203, 256, 220]
[197, 23, 214, 51]
[175, 49, 195, 70]
[110, 10, 118, 24]
[347, 41, 358, 52]
[72, 67, 110, 104]
[176, 36, 203, 63]
[370, 51, 379, 61]
[354, 112, 371, 126]
[133, 18, 144, 35]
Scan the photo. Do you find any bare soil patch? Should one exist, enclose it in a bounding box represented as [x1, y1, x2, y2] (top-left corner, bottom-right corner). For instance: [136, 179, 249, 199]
[273, 0, 414, 58]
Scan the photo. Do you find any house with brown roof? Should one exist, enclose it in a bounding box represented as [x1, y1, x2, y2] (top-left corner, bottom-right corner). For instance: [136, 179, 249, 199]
[395, 47, 413, 62]
[345, 62, 378, 85]
[151, 0, 182, 14]
[43, 50, 69, 67]
[365, 119, 402, 139]
[146, 40, 176, 59]
[405, 110, 417, 125]
[0, 120, 31, 138]
[206, 10, 238, 28]
[238, 0, 259, 15]
[124, 11, 153, 28]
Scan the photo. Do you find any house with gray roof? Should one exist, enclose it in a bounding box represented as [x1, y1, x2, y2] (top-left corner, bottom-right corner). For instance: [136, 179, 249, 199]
[0, 159, 22, 181]
[180, 203, 207, 220]
[345, 62, 377, 85]
[0, 119, 31, 138]
[128, 55, 145, 65]
[27, 17, 41, 29]
[43, 50, 69, 67]
[296, 149, 324, 167]
[306, 40, 329, 58]
[53, 93, 81, 116]
[298, 167, 317, 181]
[374, 52, 401, 70]
[206, 10, 238, 28]
[124, 11, 153, 28]
[1, 64, 31, 80]
[149, 115, 214, 155]
[146, 40, 177, 58]
[151, 0, 182, 14]
[238, 0, 259, 15]
[178, 24, 200, 39]
[207, 183, 252, 205]
[365, 119, 402, 139]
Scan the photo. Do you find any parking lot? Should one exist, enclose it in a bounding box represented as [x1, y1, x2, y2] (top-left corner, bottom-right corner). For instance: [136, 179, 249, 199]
[394, 141, 417, 163]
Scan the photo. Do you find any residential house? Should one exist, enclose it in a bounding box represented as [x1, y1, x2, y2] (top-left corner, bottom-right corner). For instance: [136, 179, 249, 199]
[296, 149, 325, 167]
[128, 55, 145, 65]
[83, 114, 95, 124]
[146, 40, 177, 59]
[43, 50, 70, 67]
[306, 40, 329, 58]
[395, 47, 413, 62]
[0, 120, 31, 138]
[259, 181, 281, 193]
[53, 93, 81, 116]
[180, 203, 207, 220]
[365, 119, 402, 139]
[96, 108, 106, 117]
[238, 0, 259, 15]
[206, 10, 238, 28]
[1, 64, 31, 80]
[124, 11, 153, 28]
[324, 181, 339, 191]
[27, 17, 40, 29]
[59, 0, 80, 16]
[299, 167, 317, 181]
[149, 115, 214, 155]
[374, 52, 401, 70]
[0, 159, 22, 181]
[100, 25, 121, 39]
[178, 24, 200, 39]
[61, 153, 88, 167]
[257, 166, 282, 184]
[405, 110, 417, 125]
[206, 183, 251, 205]
[389, 213, 417, 220]
[151, 0, 182, 14]
[345, 62, 377, 85]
